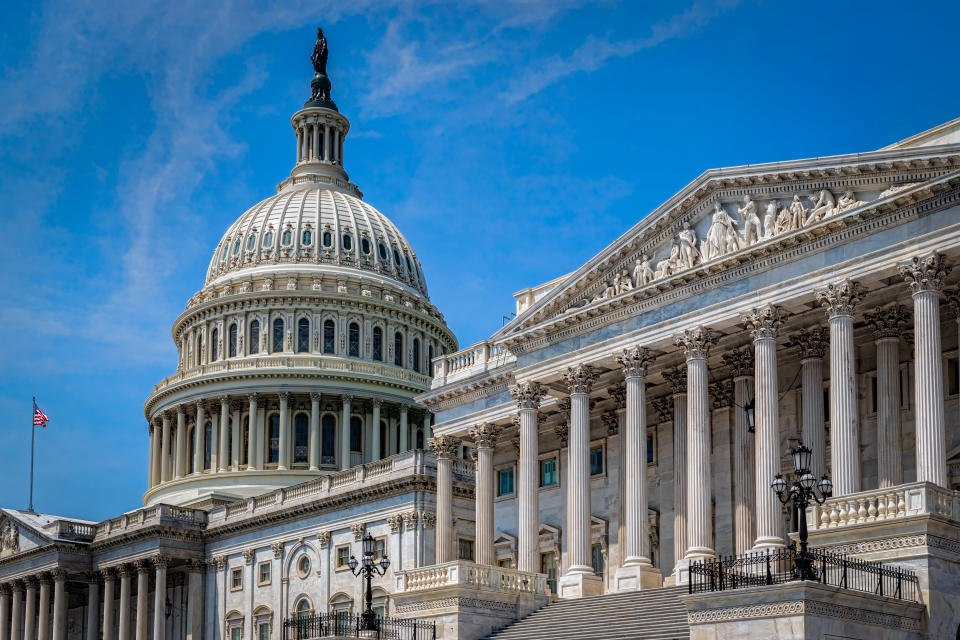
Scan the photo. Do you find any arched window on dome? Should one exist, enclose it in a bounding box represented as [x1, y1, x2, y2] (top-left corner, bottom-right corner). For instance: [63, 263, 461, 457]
[350, 416, 362, 454]
[211, 327, 220, 361]
[323, 320, 335, 354]
[249, 320, 260, 355]
[188, 425, 196, 472]
[246, 235, 256, 251]
[297, 318, 310, 353]
[267, 413, 280, 465]
[342, 234, 353, 251]
[372, 327, 383, 362]
[412, 338, 420, 373]
[321, 414, 336, 465]
[393, 248, 402, 268]
[204, 421, 213, 470]
[294, 414, 308, 464]
[242, 415, 249, 465]
[233, 239, 241, 255]
[378, 243, 387, 261]
[220, 245, 228, 262]
[302, 230, 312, 246]
[263, 230, 274, 248]
[348, 322, 360, 357]
[282, 229, 292, 246]
[273, 318, 284, 353]
[323, 231, 332, 247]
[405, 254, 412, 272]
[361, 237, 371, 255]
[394, 332, 403, 367]
[379, 421, 388, 457]
[229, 323, 238, 358]
[195, 334, 203, 366]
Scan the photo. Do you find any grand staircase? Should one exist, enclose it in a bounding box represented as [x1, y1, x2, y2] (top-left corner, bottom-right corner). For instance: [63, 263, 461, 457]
[484, 586, 691, 640]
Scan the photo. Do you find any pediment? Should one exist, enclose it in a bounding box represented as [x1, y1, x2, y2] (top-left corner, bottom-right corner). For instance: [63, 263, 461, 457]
[0, 511, 50, 560]
[494, 141, 960, 349]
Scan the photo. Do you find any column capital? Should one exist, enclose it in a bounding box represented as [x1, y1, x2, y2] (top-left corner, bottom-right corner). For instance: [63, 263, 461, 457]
[815, 279, 866, 318]
[601, 410, 619, 435]
[212, 555, 227, 571]
[218, 395, 230, 405]
[617, 346, 656, 378]
[864, 304, 910, 340]
[135, 558, 151, 574]
[350, 522, 367, 541]
[709, 380, 734, 409]
[51, 569, 67, 582]
[786, 326, 828, 359]
[662, 367, 687, 395]
[186, 559, 205, 573]
[563, 363, 598, 395]
[247, 392, 261, 403]
[651, 396, 671, 422]
[176, 404, 186, 417]
[317, 531, 332, 548]
[82, 571, 99, 585]
[386, 513, 403, 533]
[271, 542, 284, 559]
[0, 583, 9, 596]
[674, 326, 718, 359]
[10, 579, 24, 592]
[152, 555, 170, 570]
[278, 391, 290, 402]
[23, 575, 37, 589]
[310, 392, 322, 402]
[469, 423, 503, 449]
[607, 382, 626, 410]
[899, 251, 951, 294]
[116, 564, 134, 578]
[37, 572, 52, 586]
[510, 381, 546, 409]
[946, 288, 960, 318]
[420, 511, 437, 530]
[398, 402, 408, 415]
[194, 399, 205, 412]
[428, 434, 460, 459]
[721, 345, 754, 377]
[554, 421, 569, 446]
[741, 305, 786, 341]
[98, 567, 114, 582]
[241, 549, 256, 565]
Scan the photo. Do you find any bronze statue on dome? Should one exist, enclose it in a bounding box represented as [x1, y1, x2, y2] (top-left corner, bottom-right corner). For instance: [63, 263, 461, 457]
[307, 27, 337, 110]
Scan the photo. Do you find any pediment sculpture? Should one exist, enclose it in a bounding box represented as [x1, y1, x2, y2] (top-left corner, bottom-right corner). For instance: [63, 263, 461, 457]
[0, 522, 19, 556]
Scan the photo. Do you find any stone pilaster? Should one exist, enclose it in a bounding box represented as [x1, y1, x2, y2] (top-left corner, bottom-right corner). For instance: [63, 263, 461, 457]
[614, 346, 661, 591]
[469, 423, 503, 566]
[786, 327, 828, 480]
[429, 434, 459, 564]
[742, 305, 786, 549]
[675, 327, 717, 563]
[865, 305, 910, 487]
[559, 364, 602, 598]
[816, 279, 865, 496]
[722, 346, 755, 556]
[900, 252, 951, 487]
[509, 381, 546, 573]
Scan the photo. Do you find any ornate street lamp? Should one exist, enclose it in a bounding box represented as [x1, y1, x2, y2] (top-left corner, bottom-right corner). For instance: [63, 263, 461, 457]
[743, 397, 756, 433]
[348, 532, 390, 631]
[771, 442, 832, 580]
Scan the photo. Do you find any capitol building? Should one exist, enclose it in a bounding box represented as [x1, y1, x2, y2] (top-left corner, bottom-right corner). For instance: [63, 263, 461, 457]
[1, 28, 960, 640]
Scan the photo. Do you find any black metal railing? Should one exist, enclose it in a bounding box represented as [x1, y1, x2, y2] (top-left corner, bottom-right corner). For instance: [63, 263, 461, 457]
[282, 612, 436, 640]
[688, 547, 919, 602]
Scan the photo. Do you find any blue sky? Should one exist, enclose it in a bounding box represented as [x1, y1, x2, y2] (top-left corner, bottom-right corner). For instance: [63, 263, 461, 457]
[1, 0, 957, 520]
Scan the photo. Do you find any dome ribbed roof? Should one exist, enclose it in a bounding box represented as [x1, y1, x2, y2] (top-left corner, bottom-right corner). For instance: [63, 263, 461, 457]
[205, 184, 428, 296]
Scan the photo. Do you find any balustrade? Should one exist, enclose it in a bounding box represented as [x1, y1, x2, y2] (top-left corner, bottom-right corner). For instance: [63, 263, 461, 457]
[394, 560, 547, 595]
[807, 482, 960, 531]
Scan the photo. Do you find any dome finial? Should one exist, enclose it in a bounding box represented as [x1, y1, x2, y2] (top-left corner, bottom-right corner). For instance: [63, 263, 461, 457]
[306, 27, 337, 111]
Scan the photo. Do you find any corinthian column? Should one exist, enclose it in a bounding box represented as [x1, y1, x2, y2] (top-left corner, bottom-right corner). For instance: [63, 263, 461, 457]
[247, 394, 261, 470]
[742, 305, 786, 549]
[429, 434, 460, 564]
[9, 582, 22, 640]
[193, 400, 205, 474]
[470, 423, 503, 566]
[218, 396, 230, 472]
[85, 574, 99, 640]
[558, 364, 603, 598]
[160, 413, 171, 483]
[865, 305, 909, 487]
[676, 327, 717, 563]
[509, 382, 546, 573]
[278, 392, 290, 470]
[661, 366, 687, 581]
[174, 406, 186, 479]
[117, 566, 131, 640]
[309, 393, 321, 470]
[23, 577, 36, 640]
[340, 395, 352, 470]
[614, 346, 661, 591]
[900, 253, 951, 487]
[38, 574, 51, 640]
[152, 557, 168, 640]
[0, 584, 9, 640]
[135, 561, 149, 640]
[816, 280, 865, 496]
[51, 571, 66, 640]
[786, 328, 828, 480]
[101, 569, 115, 640]
[722, 346, 755, 556]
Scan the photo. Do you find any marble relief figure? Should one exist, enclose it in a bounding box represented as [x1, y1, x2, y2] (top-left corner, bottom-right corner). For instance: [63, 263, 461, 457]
[738, 195, 762, 246]
[807, 188, 837, 223]
[763, 201, 778, 239]
[634, 256, 654, 286]
[787, 194, 808, 229]
[702, 203, 741, 261]
[677, 223, 701, 270]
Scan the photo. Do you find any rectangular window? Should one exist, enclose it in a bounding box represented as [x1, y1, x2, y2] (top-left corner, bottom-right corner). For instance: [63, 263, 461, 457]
[498, 558, 513, 569]
[497, 468, 514, 497]
[646, 433, 655, 464]
[336, 545, 351, 570]
[591, 543, 605, 576]
[948, 356, 960, 396]
[823, 388, 830, 422]
[870, 374, 878, 414]
[374, 537, 387, 562]
[258, 562, 271, 585]
[231, 628, 242, 640]
[540, 457, 557, 487]
[258, 623, 270, 640]
[230, 568, 243, 591]
[590, 447, 603, 475]
[458, 538, 475, 561]
[541, 552, 558, 595]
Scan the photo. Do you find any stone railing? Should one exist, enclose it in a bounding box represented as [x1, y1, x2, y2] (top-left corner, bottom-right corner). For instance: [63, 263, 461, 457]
[394, 560, 547, 596]
[45, 520, 97, 541]
[431, 341, 515, 388]
[206, 450, 432, 530]
[92, 504, 208, 542]
[151, 355, 432, 396]
[807, 481, 960, 531]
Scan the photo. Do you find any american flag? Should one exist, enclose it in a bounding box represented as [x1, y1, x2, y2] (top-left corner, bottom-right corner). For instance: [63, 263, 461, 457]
[33, 405, 49, 428]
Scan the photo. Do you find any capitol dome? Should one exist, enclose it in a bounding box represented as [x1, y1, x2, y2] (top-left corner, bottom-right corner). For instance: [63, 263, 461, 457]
[206, 185, 429, 296]
[142, 30, 456, 509]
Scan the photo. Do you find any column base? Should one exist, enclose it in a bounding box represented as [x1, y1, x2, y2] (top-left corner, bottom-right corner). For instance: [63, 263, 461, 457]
[671, 559, 691, 586]
[613, 563, 662, 592]
[557, 571, 604, 599]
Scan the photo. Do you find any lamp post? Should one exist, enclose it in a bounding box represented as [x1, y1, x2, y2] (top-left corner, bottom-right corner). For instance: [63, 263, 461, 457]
[348, 532, 390, 631]
[771, 442, 832, 580]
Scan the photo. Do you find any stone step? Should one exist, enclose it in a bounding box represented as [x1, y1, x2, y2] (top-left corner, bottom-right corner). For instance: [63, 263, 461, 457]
[484, 587, 690, 640]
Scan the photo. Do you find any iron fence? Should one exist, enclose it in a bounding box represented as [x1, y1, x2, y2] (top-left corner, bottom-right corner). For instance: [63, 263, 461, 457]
[688, 547, 919, 602]
[282, 612, 436, 640]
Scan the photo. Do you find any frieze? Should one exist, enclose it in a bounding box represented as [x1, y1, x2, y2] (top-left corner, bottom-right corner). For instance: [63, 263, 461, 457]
[688, 598, 921, 631]
[394, 597, 516, 613]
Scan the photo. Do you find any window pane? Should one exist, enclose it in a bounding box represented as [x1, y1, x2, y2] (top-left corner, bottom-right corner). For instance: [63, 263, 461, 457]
[268, 414, 279, 463]
[497, 469, 514, 496]
[211, 328, 219, 361]
[297, 318, 310, 353]
[350, 416, 362, 452]
[540, 458, 557, 487]
[342, 234, 352, 251]
[394, 332, 403, 366]
[323, 231, 332, 247]
[250, 321, 260, 354]
[294, 414, 309, 463]
[348, 323, 360, 357]
[372, 327, 382, 361]
[323, 320, 335, 354]
[590, 447, 603, 475]
[591, 544, 604, 576]
[647, 434, 654, 464]
[412, 339, 420, 373]
[322, 415, 336, 462]
[229, 323, 237, 358]
[273, 319, 284, 352]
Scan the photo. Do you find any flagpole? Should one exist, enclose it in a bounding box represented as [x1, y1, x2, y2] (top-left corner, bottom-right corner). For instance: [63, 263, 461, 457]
[29, 397, 36, 513]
